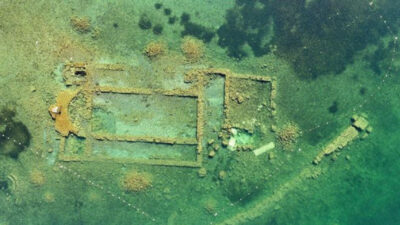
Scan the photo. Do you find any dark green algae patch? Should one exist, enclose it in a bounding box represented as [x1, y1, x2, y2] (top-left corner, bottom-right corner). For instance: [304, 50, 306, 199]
[216, 0, 400, 78]
[0, 107, 31, 159]
[141, 0, 400, 79]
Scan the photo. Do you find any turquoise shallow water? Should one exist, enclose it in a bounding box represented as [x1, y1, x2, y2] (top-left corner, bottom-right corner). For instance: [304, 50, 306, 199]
[0, 0, 400, 225]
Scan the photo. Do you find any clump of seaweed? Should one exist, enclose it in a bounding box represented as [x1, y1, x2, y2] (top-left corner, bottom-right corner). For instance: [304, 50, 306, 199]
[277, 122, 301, 149]
[181, 36, 204, 62]
[144, 41, 167, 58]
[121, 171, 152, 192]
[70, 16, 91, 33]
[30, 169, 45, 186]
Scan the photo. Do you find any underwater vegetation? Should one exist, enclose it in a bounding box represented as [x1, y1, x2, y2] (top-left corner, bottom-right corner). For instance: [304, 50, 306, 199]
[180, 13, 215, 43]
[144, 41, 167, 58]
[364, 39, 396, 75]
[181, 36, 204, 62]
[121, 171, 152, 192]
[217, 0, 273, 59]
[140, 0, 399, 78]
[70, 16, 91, 33]
[154, 3, 162, 10]
[0, 107, 31, 159]
[139, 14, 153, 30]
[153, 24, 163, 35]
[277, 122, 301, 150]
[328, 101, 339, 114]
[270, 0, 387, 78]
[216, 0, 400, 78]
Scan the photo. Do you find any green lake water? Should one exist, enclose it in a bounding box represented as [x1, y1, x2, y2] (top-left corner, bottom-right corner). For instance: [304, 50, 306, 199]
[0, 0, 399, 225]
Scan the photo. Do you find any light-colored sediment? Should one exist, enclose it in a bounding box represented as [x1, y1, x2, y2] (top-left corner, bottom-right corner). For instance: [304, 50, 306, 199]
[253, 142, 275, 156]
